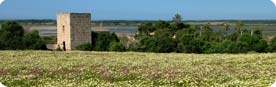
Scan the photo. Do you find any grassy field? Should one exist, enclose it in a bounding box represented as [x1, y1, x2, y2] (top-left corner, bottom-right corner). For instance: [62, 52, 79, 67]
[0, 51, 276, 87]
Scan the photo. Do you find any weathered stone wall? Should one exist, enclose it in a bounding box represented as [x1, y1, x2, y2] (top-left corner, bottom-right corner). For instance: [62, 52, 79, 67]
[57, 13, 91, 50]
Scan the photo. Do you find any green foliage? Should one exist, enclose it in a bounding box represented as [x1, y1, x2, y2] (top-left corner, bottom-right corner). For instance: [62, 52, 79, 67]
[155, 20, 170, 29]
[235, 21, 245, 35]
[235, 41, 250, 53]
[0, 21, 24, 50]
[109, 42, 126, 52]
[170, 22, 190, 33]
[43, 36, 56, 44]
[137, 23, 156, 36]
[226, 32, 239, 41]
[238, 34, 268, 52]
[270, 37, 276, 52]
[138, 29, 176, 53]
[253, 29, 263, 39]
[76, 43, 93, 51]
[134, 19, 270, 53]
[172, 13, 182, 23]
[91, 31, 120, 51]
[154, 28, 174, 39]
[127, 40, 140, 51]
[0, 21, 46, 50]
[137, 36, 175, 53]
[0, 19, 272, 53]
[254, 40, 268, 52]
[23, 30, 47, 50]
[176, 33, 197, 53]
[175, 28, 205, 53]
[204, 42, 223, 53]
[77, 31, 125, 52]
[201, 24, 214, 41]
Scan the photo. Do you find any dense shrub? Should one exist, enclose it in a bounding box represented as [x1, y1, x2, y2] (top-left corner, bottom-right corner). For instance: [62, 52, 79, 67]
[221, 40, 237, 53]
[234, 41, 250, 53]
[0, 21, 24, 50]
[176, 28, 204, 53]
[0, 19, 273, 53]
[134, 19, 270, 53]
[91, 31, 120, 51]
[270, 37, 276, 52]
[76, 31, 125, 51]
[138, 37, 157, 52]
[127, 40, 140, 51]
[0, 21, 47, 50]
[136, 28, 176, 53]
[76, 43, 93, 51]
[137, 23, 156, 36]
[238, 34, 268, 52]
[254, 40, 268, 52]
[109, 42, 126, 52]
[23, 31, 47, 50]
[204, 42, 224, 53]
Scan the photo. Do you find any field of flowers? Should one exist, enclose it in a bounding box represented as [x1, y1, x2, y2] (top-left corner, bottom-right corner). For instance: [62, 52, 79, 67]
[0, 51, 275, 87]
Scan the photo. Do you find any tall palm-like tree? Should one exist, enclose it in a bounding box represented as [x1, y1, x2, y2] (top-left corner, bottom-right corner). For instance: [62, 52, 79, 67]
[221, 23, 230, 41]
[172, 13, 182, 24]
[203, 23, 212, 41]
[235, 21, 244, 35]
[223, 24, 230, 34]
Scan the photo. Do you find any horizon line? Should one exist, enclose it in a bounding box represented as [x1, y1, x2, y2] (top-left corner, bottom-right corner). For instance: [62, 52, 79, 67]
[2, 19, 276, 21]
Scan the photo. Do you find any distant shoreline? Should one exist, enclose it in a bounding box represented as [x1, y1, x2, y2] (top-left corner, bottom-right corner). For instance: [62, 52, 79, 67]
[22, 25, 137, 31]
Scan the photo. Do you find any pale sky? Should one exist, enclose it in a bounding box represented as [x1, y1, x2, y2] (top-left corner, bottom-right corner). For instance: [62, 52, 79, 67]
[0, 0, 276, 20]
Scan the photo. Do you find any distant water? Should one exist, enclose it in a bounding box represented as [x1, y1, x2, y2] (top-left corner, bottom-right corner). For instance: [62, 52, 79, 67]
[110, 27, 138, 34]
[37, 25, 276, 36]
[39, 30, 57, 36]
[38, 27, 138, 36]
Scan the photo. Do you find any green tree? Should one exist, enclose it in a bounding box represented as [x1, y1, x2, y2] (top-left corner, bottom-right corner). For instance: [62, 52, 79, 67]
[155, 20, 170, 29]
[0, 21, 47, 50]
[234, 41, 250, 53]
[0, 21, 25, 50]
[204, 42, 224, 53]
[137, 29, 176, 53]
[235, 21, 245, 35]
[254, 40, 268, 52]
[221, 40, 237, 53]
[253, 29, 263, 38]
[175, 28, 204, 53]
[223, 24, 230, 34]
[221, 24, 230, 40]
[91, 31, 120, 51]
[137, 23, 156, 36]
[169, 22, 190, 33]
[109, 42, 126, 52]
[226, 32, 239, 41]
[172, 13, 182, 23]
[201, 24, 213, 41]
[23, 30, 47, 50]
[269, 37, 276, 52]
[238, 34, 268, 52]
[154, 29, 176, 53]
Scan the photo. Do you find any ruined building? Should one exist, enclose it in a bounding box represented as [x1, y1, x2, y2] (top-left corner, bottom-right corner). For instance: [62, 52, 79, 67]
[56, 13, 92, 50]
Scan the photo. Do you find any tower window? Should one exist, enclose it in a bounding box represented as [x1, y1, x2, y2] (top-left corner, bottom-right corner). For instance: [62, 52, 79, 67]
[62, 25, 65, 32]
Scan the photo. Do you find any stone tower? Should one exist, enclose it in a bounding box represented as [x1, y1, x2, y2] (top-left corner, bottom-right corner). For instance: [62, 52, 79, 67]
[57, 13, 92, 50]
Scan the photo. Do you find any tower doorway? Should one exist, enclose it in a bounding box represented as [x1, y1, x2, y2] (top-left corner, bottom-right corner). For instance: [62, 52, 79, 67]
[63, 41, 66, 51]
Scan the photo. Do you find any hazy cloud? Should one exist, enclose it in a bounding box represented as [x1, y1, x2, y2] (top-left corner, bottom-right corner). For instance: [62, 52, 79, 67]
[0, 82, 6, 87]
[0, 0, 4, 5]
[271, 0, 276, 7]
